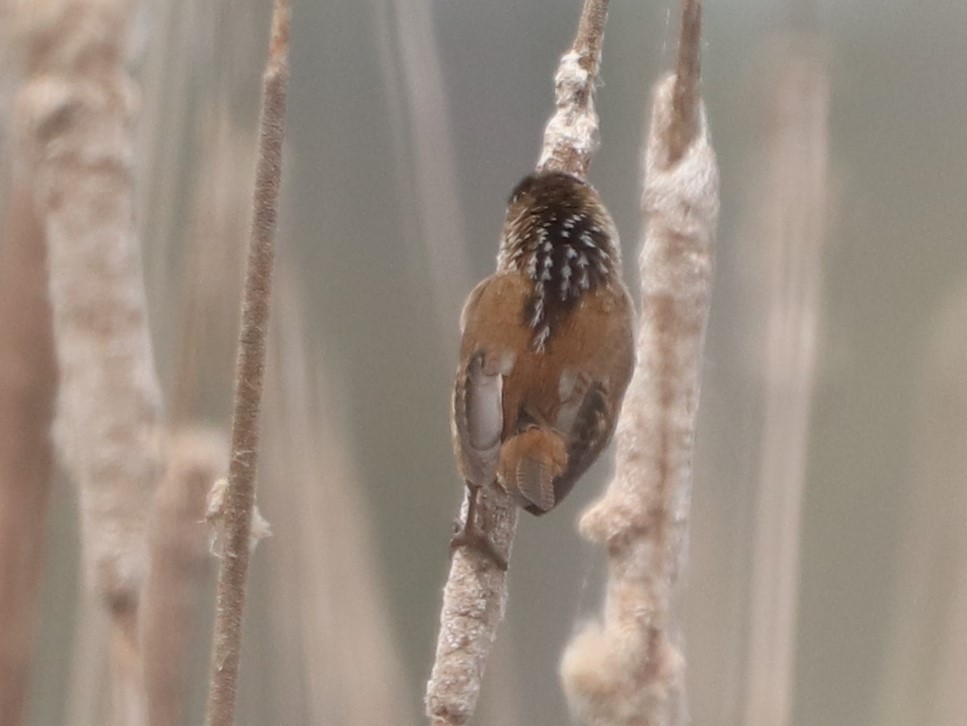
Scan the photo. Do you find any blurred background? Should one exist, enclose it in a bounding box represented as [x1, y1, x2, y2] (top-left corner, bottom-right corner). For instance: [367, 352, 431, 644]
[3, 0, 967, 725]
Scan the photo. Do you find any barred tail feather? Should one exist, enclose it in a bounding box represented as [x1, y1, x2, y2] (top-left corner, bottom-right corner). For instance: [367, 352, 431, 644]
[497, 427, 568, 513]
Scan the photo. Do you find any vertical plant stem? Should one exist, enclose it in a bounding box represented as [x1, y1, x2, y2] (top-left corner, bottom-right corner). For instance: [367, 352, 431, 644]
[560, 3, 719, 724]
[379, 0, 471, 334]
[0, 180, 57, 726]
[876, 283, 967, 726]
[425, 2, 610, 725]
[668, 0, 701, 165]
[537, 0, 608, 177]
[143, 429, 227, 726]
[262, 264, 412, 723]
[17, 1, 166, 722]
[204, 2, 290, 725]
[742, 38, 828, 726]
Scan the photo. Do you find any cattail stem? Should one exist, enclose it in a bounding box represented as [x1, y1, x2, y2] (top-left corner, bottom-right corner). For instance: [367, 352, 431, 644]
[203, 2, 290, 725]
[537, 0, 608, 177]
[425, 1, 611, 724]
[17, 0, 166, 721]
[0, 180, 58, 726]
[560, 2, 719, 724]
[668, 0, 702, 165]
[143, 429, 227, 726]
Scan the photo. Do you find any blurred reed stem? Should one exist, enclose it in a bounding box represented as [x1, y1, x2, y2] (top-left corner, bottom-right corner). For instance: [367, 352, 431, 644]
[0, 178, 58, 726]
[877, 282, 967, 726]
[373, 0, 470, 338]
[16, 1, 170, 722]
[742, 36, 828, 726]
[258, 261, 413, 724]
[142, 430, 226, 726]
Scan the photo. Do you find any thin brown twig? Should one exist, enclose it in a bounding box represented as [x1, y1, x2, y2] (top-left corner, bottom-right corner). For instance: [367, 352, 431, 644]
[203, 2, 290, 725]
[560, 4, 718, 724]
[425, 1, 611, 724]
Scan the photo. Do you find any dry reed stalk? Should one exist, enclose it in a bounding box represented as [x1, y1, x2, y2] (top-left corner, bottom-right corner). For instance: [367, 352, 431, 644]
[141, 112, 252, 726]
[170, 115, 254, 423]
[258, 262, 411, 723]
[204, 2, 290, 724]
[742, 39, 828, 726]
[141, 429, 227, 726]
[379, 0, 471, 332]
[15, 0, 166, 722]
[915, 287, 967, 726]
[425, 1, 610, 724]
[0, 180, 58, 726]
[139, 1, 264, 373]
[876, 283, 967, 726]
[66, 593, 112, 726]
[136, 0, 201, 316]
[559, 3, 718, 723]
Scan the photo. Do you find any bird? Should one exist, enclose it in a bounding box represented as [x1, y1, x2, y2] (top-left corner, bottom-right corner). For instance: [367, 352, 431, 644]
[450, 170, 635, 569]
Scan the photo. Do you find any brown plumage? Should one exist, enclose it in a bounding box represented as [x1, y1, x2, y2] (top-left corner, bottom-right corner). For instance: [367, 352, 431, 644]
[450, 171, 634, 565]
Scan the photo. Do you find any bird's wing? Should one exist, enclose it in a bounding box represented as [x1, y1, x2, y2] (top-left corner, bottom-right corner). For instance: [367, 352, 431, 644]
[518, 380, 615, 515]
[526, 287, 636, 516]
[452, 350, 503, 486]
[451, 276, 522, 487]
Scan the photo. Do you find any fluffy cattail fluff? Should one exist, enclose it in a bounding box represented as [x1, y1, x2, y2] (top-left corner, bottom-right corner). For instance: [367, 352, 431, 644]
[560, 56, 719, 726]
[14, 3, 163, 723]
[16, 0, 164, 612]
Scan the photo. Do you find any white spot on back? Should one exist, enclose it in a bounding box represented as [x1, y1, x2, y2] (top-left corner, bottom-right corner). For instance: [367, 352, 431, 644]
[533, 325, 550, 352]
[525, 254, 537, 279]
[530, 294, 544, 327]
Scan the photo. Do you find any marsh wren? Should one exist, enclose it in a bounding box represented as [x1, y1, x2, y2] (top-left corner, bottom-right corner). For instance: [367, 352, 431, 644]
[451, 171, 635, 568]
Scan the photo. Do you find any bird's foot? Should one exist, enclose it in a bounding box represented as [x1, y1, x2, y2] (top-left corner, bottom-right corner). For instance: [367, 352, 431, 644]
[449, 525, 508, 571]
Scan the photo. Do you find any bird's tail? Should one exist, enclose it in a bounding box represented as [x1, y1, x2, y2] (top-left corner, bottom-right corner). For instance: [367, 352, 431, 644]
[497, 427, 568, 513]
